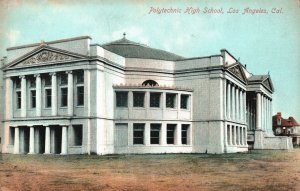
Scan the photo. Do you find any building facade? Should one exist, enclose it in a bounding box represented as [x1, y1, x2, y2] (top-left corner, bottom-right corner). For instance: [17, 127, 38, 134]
[273, 112, 300, 146]
[0, 36, 292, 155]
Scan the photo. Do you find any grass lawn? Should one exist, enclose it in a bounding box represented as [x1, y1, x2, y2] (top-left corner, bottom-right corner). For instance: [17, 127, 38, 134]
[0, 149, 299, 191]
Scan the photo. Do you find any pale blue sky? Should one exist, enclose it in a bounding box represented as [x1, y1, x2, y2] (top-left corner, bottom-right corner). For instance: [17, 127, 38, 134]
[0, 0, 299, 120]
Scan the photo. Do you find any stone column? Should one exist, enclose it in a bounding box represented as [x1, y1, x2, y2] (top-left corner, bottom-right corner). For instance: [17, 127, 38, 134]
[256, 92, 262, 130]
[44, 126, 50, 154]
[160, 123, 167, 145]
[35, 74, 42, 117]
[244, 127, 248, 145]
[29, 126, 35, 154]
[237, 126, 240, 145]
[233, 125, 236, 145]
[229, 125, 232, 145]
[61, 126, 68, 155]
[241, 127, 244, 145]
[20, 75, 27, 117]
[227, 82, 231, 119]
[235, 88, 239, 121]
[243, 91, 247, 123]
[145, 123, 150, 145]
[239, 90, 243, 121]
[176, 124, 182, 145]
[50, 73, 57, 116]
[14, 127, 19, 154]
[224, 124, 228, 147]
[5, 77, 14, 119]
[231, 85, 235, 120]
[67, 71, 74, 116]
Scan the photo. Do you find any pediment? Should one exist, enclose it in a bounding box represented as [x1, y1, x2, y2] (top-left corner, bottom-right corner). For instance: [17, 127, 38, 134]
[5, 45, 87, 69]
[227, 63, 247, 83]
[263, 77, 274, 92]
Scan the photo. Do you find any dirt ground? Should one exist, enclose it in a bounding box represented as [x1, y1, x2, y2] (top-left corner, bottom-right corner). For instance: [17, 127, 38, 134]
[0, 149, 299, 191]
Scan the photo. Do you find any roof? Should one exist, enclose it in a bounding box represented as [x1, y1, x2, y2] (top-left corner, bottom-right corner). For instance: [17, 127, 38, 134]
[248, 74, 274, 92]
[248, 75, 269, 82]
[101, 37, 184, 61]
[273, 113, 300, 127]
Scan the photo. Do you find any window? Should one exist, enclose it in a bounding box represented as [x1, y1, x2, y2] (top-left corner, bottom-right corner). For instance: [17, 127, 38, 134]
[44, 76, 51, 86]
[142, 80, 159, 87]
[15, 78, 21, 89]
[73, 125, 83, 146]
[180, 94, 189, 109]
[61, 88, 68, 107]
[150, 124, 161, 144]
[29, 79, 36, 88]
[45, 89, 52, 108]
[31, 90, 36, 108]
[16, 91, 21, 109]
[150, 93, 160, 108]
[60, 73, 68, 85]
[167, 124, 176, 144]
[133, 92, 145, 107]
[9, 127, 15, 145]
[166, 93, 176, 108]
[77, 86, 84, 106]
[76, 70, 84, 84]
[133, 124, 144, 144]
[181, 124, 189, 145]
[116, 92, 128, 107]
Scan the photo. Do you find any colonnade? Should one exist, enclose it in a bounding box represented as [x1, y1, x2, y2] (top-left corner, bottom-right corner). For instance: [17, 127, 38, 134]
[6, 71, 74, 118]
[256, 92, 272, 131]
[12, 125, 68, 155]
[225, 81, 246, 122]
[225, 125, 247, 146]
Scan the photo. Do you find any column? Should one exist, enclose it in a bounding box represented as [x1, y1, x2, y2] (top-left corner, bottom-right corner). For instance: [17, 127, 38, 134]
[244, 127, 247, 145]
[67, 71, 74, 116]
[237, 126, 240, 145]
[262, 96, 265, 131]
[235, 88, 239, 121]
[35, 74, 42, 117]
[229, 125, 232, 145]
[231, 85, 235, 120]
[61, 126, 68, 155]
[176, 124, 182, 145]
[14, 127, 19, 154]
[50, 73, 57, 116]
[160, 123, 167, 145]
[239, 90, 243, 121]
[29, 126, 35, 154]
[224, 125, 228, 147]
[44, 126, 50, 154]
[241, 127, 244, 145]
[256, 92, 262, 130]
[226, 82, 231, 119]
[233, 125, 236, 145]
[5, 77, 14, 119]
[20, 75, 27, 117]
[145, 123, 150, 145]
[243, 91, 246, 122]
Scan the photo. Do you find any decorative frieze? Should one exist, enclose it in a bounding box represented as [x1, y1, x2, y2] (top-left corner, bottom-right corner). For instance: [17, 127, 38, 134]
[22, 50, 76, 65]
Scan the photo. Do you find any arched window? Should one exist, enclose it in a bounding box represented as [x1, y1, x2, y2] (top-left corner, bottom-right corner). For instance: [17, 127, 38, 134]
[142, 80, 159, 87]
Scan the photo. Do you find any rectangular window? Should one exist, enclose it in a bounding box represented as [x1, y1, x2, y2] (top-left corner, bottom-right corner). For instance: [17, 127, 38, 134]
[180, 94, 189, 109]
[133, 92, 145, 107]
[29, 79, 36, 88]
[45, 89, 52, 108]
[150, 124, 161, 144]
[61, 88, 68, 107]
[133, 123, 144, 144]
[77, 86, 84, 106]
[9, 127, 15, 145]
[16, 91, 21, 109]
[31, 90, 36, 108]
[15, 79, 21, 89]
[166, 93, 176, 108]
[76, 70, 84, 84]
[167, 124, 176, 144]
[73, 125, 83, 146]
[44, 76, 51, 86]
[116, 92, 128, 107]
[181, 124, 189, 145]
[60, 73, 68, 85]
[150, 93, 161, 108]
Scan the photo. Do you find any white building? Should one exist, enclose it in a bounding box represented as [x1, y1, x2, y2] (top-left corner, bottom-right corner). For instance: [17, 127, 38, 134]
[0, 35, 292, 155]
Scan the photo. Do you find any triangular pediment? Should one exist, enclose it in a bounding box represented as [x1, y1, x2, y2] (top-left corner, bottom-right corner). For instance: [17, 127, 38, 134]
[5, 45, 87, 69]
[263, 77, 274, 92]
[226, 63, 247, 83]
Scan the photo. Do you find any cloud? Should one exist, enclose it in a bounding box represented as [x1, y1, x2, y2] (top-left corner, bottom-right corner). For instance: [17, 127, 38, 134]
[6, 30, 21, 46]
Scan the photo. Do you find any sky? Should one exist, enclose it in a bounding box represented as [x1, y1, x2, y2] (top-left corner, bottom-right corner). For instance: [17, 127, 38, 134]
[0, 0, 299, 120]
